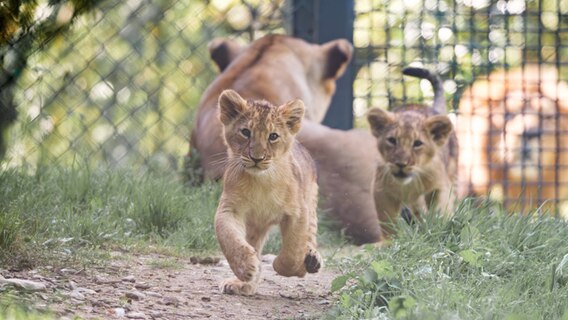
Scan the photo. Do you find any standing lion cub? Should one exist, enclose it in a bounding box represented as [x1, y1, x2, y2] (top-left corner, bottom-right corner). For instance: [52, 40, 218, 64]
[367, 67, 459, 237]
[215, 89, 321, 296]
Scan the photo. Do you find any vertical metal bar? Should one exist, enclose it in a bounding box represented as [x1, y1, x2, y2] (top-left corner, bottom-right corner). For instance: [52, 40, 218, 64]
[292, 0, 355, 130]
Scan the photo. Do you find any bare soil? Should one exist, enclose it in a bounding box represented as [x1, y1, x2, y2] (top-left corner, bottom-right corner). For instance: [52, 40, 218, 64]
[2, 252, 339, 319]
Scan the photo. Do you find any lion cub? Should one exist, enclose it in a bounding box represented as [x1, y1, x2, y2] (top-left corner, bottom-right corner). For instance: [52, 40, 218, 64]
[215, 89, 321, 295]
[367, 67, 458, 237]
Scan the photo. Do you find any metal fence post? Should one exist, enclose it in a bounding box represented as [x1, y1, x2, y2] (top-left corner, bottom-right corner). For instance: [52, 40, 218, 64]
[292, 0, 355, 130]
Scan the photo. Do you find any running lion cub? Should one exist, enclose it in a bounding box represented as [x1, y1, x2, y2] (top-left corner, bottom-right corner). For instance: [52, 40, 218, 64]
[215, 89, 321, 295]
[367, 67, 458, 237]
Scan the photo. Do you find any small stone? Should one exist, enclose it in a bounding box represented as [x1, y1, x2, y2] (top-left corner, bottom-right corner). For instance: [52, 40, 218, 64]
[125, 290, 145, 300]
[75, 287, 97, 295]
[149, 311, 162, 319]
[114, 308, 126, 317]
[201, 296, 211, 302]
[163, 296, 180, 306]
[91, 300, 109, 308]
[60, 268, 78, 274]
[146, 291, 162, 298]
[95, 275, 120, 284]
[279, 292, 301, 300]
[126, 311, 146, 319]
[262, 254, 277, 264]
[67, 290, 85, 300]
[134, 283, 151, 290]
[190, 256, 220, 265]
[0, 276, 46, 292]
[122, 275, 136, 282]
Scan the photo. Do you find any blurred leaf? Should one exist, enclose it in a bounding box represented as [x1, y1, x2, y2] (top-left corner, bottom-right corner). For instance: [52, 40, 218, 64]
[331, 274, 350, 292]
[388, 295, 417, 319]
[458, 249, 483, 268]
[371, 260, 396, 279]
[362, 268, 378, 285]
[460, 225, 481, 249]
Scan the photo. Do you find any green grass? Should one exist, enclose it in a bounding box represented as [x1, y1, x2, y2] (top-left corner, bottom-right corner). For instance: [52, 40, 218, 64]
[0, 164, 344, 269]
[8, 164, 568, 319]
[0, 165, 221, 268]
[329, 199, 568, 320]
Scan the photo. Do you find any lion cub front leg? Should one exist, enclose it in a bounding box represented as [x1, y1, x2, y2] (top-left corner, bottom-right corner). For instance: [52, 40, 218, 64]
[215, 205, 262, 295]
[273, 208, 321, 277]
[426, 188, 456, 218]
[374, 190, 403, 239]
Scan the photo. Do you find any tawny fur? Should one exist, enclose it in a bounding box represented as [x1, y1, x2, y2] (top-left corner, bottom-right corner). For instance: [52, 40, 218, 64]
[457, 65, 568, 214]
[215, 90, 321, 296]
[367, 68, 458, 237]
[188, 35, 382, 244]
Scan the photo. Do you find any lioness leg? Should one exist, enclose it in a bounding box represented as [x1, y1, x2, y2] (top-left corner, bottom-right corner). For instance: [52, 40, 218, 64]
[273, 210, 321, 277]
[215, 206, 261, 295]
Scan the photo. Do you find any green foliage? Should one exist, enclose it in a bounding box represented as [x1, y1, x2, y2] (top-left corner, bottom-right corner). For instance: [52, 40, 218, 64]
[0, 165, 222, 268]
[0, 304, 55, 320]
[5, 0, 286, 169]
[0, 164, 344, 268]
[331, 200, 568, 319]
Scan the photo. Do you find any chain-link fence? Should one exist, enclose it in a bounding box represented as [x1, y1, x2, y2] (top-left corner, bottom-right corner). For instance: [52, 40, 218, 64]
[3, 0, 290, 170]
[352, 0, 568, 213]
[3, 0, 568, 212]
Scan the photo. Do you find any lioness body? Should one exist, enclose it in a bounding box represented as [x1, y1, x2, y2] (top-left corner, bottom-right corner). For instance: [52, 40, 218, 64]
[189, 35, 382, 244]
[368, 68, 458, 236]
[215, 90, 320, 296]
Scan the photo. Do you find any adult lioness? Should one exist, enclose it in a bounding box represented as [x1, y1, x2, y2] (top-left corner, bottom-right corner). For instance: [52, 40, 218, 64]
[189, 35, 382, 244]
[190, 35, 353, 180]
[215, 89, 321, 295]
[457, 65, 568, 214]
[367, 67, 458, 236]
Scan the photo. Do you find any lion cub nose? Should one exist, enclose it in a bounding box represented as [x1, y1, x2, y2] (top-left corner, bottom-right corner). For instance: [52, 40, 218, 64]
[250, 155, 265, 164]
[395, 163, 407, 170]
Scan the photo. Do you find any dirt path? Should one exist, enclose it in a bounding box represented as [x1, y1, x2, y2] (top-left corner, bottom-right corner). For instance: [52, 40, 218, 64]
[2, 252, 339, 319]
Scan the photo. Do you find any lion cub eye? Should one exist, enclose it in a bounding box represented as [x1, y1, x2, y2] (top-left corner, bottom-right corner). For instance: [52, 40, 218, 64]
[413, 140, 423, 148]
[240, 128, 251, 138]
[386, 137, 397, 146]
[268, 133, 279, 141]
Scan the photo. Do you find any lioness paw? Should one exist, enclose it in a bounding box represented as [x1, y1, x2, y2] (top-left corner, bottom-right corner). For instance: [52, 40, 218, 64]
[304, 249, 322, 273]
[220, 278, 256, 296]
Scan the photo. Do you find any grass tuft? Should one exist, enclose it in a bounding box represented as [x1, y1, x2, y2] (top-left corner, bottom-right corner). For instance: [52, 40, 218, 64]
[0, 165, 221, 268]
[330, 198, 568, 319]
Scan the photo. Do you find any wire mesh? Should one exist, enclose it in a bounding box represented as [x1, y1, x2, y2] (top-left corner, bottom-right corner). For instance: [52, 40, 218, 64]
[3, 0, 289, 171]
[3, 0, 568, 213]
[352, 0, 568, 214]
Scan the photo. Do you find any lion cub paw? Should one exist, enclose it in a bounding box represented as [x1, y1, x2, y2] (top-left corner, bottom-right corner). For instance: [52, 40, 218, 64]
[234, 254, 261, 282]
[304, 249, 322, 274]
[220, 278, 256, 296]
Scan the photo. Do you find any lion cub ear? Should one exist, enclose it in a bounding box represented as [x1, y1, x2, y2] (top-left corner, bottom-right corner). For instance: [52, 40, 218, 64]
[218, 90, 247, 125]
[278, 99, 305, 135]
[208, 38, 244, 72]
[367, 108, 394, 137]
[425, 115, 453, 146]
[321, 39, 353, 79]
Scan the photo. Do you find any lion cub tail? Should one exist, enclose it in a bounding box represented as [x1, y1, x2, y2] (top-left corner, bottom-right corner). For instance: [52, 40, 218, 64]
[402, 67, 445, 115]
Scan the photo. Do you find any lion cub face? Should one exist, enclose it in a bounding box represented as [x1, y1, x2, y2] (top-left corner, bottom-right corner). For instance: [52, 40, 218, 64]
[367, 107, 453, 184]
[218, 89, 305, 173]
